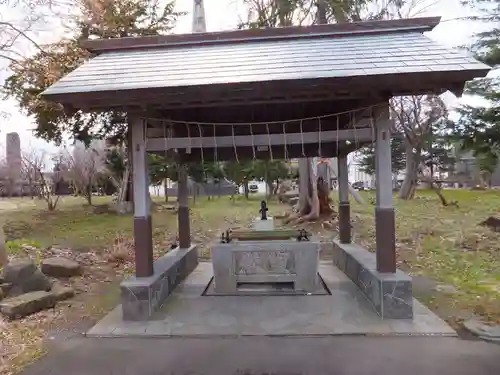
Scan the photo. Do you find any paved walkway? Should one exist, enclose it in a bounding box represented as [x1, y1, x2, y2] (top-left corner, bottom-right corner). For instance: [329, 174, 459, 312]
[88, 262, 454, 337]
[22, 336, 500, 375]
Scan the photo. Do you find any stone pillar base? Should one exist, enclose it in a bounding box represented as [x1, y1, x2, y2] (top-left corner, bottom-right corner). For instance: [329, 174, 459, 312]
[121, 245, 198, 321]
[375, 207, 396, 273]
[253, 217, 274, 231]
[133, 215, 154, 277]
[338, 202, 351, 244]
[332, 240, 413, 319]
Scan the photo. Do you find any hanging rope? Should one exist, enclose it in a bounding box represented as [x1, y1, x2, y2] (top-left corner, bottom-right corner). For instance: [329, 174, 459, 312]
[231, 124, 239, 163]
[185, 123, 191, 154]
[212, 124, 218, 163]
[318, 118, 322, 157]
[369, 109, 376, 144]
[299, 120, 306, 157]
[336, 115, 340, 154]
[140, 103, 387, 126]
[282, 122, 288, 161]
[163, 121, 168, 160]
[351, 111, 360, 151]
[197, 124, 205, 166]
[249, 124, 256, 160]
[266, 123, 273, 161]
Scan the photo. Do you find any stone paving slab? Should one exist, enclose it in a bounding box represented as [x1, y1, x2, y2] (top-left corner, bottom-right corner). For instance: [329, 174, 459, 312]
[87, 261, 456, 337]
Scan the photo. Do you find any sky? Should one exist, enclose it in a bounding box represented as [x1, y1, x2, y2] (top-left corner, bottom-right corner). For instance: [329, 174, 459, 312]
[0, 0, 494, 156]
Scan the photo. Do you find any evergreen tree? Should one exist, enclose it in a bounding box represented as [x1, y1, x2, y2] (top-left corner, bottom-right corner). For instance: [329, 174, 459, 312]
[358, 135, 406, 176]
[454, 0, 499, 162]
[2, 0, 182, 145]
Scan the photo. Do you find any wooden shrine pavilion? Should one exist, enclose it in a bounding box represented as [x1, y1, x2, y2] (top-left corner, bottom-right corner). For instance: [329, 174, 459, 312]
[42, 17, 490, 320]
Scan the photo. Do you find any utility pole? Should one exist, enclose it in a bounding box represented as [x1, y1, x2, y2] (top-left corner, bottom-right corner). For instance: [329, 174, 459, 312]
[192, 0, 207, 33]
[316, 0, 327, 24]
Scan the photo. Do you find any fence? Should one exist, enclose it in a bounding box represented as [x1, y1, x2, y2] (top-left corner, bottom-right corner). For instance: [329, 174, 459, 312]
[164, 180, 238, 198]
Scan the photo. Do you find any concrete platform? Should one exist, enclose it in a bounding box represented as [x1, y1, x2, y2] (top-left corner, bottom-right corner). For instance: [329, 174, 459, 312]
[87, 261, 456, 337]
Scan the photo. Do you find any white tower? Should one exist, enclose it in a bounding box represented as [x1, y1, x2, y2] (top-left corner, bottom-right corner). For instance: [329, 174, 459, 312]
[192, 0, 207, 33]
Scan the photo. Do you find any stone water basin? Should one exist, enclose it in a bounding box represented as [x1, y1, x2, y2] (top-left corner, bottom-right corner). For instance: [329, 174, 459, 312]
[211, 230, 320, 295]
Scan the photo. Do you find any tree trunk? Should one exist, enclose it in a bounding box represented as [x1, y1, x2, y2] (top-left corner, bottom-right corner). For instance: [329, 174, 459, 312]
[86, 184, 92, 205]
[0, 222, 8, 268]
[273, 179, 280, 196]
[327, 159, 365, 204]
[316, 0, 328, 23]
[298, 158, 311, 215]
[164, 179, 169, 202]
[266, 181, 273, 198]
[303, 158, 320, 219]
[398, 143, 421, 200]
[243, 179, 249, 199]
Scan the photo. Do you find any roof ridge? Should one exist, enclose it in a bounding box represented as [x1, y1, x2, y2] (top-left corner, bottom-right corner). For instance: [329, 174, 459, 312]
[81, 17, 441, 54]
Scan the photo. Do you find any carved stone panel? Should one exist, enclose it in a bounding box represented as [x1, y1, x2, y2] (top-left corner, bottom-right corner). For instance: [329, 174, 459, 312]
[233, 250, 295, 275]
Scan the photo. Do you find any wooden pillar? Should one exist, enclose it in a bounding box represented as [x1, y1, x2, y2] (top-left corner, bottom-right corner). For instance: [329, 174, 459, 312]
[337, 154, 351, 243]
[131, 117, 154, 277]
[375, 105, 396, 273]
[177, 163, 191, 249]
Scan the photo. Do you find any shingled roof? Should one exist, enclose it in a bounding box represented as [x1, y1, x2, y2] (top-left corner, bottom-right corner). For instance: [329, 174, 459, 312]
[42, 17, 490, 109]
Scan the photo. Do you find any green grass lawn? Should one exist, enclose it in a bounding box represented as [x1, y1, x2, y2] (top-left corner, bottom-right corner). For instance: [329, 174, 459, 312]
[1, 190, 500, 374]
[349, 189, 500, 324]
[3, 195, 279, 257]
[3, 191, 500, 326]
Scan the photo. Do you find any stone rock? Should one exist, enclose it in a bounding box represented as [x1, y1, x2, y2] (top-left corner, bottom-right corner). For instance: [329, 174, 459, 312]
[279, 191, 299, 203]
[284, 190, 299, 198]
[2, 259, 52, 295]
[0, 283, 12, 295]
[289, 197, 299, 206]
[0, 291, 56, 319]
[2, 259, 37, 283]
[411, 275, 437, 297]
[41, 257, 82, 278]
[463, 319, 500, 343]
[480, 216, 500, 232]
[50, 283, 75, 301]
[435, 284, 461, 295]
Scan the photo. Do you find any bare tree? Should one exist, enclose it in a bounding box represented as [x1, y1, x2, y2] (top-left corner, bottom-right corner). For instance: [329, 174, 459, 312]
[63, 140, 107, 205]
[22, 148, 60, 210]
[392, 95, 449, 199]
[21, 148, 41, 198]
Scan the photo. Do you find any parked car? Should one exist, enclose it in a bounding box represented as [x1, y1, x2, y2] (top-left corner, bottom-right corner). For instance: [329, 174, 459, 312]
[248, 183, 259, 193]
[352, 181, 366, 191]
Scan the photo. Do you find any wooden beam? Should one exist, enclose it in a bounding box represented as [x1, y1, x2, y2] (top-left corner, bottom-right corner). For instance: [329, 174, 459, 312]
[146, 127, 374, 152]
[159, 141, 345, 162]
